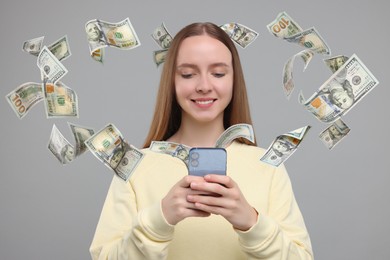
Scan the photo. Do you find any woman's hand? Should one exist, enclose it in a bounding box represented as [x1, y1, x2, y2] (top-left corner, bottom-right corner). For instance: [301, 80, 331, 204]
[162, 176, 215, 225]
[186, 174, 258, 231]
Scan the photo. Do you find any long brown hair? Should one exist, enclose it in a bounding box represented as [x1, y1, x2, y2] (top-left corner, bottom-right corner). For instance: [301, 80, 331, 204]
[143, 22, 256, 148]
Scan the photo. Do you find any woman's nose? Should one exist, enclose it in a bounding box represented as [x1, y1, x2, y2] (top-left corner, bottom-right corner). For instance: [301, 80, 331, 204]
[195, 75, 212, 93]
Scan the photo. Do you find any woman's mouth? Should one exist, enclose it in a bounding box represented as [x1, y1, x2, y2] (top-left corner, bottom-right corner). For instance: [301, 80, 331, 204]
[191, 99, 217, 107]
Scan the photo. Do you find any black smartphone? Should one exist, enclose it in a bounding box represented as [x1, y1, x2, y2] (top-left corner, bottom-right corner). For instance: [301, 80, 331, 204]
[188, 147, 227, 177]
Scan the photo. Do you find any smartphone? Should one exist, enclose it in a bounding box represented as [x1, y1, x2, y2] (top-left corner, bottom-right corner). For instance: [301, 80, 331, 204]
[188, 147, 227, 177]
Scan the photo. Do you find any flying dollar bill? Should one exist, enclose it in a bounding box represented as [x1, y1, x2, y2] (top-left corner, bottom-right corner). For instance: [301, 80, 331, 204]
[69, 122, 95, 156]
[285, 27, 331, 55]
[151, 22, 173, 49]
[300, 54, 379, 123]
[43, 81, 78, 118]
[37, 46, 68, 84]
[319, 118, 350, 150]
[153, 49, 168, 67]
[260, 126, 311, 167]
[267, 12, 331, 55]
[267, 11, 303, 39]
[91, 48, 104, 63]
[220, 23, 237, 38]
[22, 36, 45, 56]
[148, 124, 255, 165]
[220, 23, 259, 48]
[215, 124, 255, 148]
[323, 55, 349, 73]
[150, 141, 190, 165]
[85, 124, 144, 181]
[48, 124, 75, 165]
[283, 49, 314, 99]
[48, 35, 72, 62]
[5, 82, 44, 119]
[85, 17, 141, 58]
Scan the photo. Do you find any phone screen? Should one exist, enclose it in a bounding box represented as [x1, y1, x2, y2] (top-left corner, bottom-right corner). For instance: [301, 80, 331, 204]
[188, 147, 227, 176]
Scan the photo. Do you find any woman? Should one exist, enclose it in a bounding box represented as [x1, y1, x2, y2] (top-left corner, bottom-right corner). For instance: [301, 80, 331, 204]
[90, 22, 313, 260]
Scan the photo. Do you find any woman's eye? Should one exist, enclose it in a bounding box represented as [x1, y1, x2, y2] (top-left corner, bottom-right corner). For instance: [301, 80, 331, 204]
[181, 74, 193, 79]
[213, 73, 225, 78]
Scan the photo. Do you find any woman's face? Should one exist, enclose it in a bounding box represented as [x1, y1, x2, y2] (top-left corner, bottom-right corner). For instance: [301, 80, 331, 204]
[174, 35, 233, 125]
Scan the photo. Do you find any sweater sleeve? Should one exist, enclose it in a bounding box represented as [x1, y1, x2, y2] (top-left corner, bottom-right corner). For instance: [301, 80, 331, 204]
[89, 175, 174, 260]
[235, 164, 313, 260]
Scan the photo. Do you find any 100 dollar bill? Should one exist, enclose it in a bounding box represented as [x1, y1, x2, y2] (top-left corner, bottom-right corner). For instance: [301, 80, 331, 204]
[22, 36, 44, 56]
[283, 49, 314, 99]
[215, 124, 255, 148]
[85, 17, 141, 54]
[48, 124, 75, 165]
[267, 11, 303, 39]
[301, 54, 379, 123]
[43, 81, 78, 118]
[6, 82, 44, 119]
[37, 46, 68, 84]
[85, 124, 144, 181]
[260, 126, 311, 167]
[319, 119, 350, 150]
[150, 141, 190, 165]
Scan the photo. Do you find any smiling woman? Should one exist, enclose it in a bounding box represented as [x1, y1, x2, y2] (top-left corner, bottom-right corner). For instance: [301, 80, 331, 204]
[89, 22, 313, 260]
[172, 35, 234, 144]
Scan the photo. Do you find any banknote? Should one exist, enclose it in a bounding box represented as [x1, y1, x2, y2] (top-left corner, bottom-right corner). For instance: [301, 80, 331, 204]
[220, 23, 258, 48]
[48, 124, 75, 165]
[149, 141, 191, 165]
[85, 17, 141, 55]
[115, 142, 145, 181]
[43, 81, 78, 118]
[267, 11, 303, 39]
[153, 49, 168, 67]
[215, 124, 255, 148]
[319, 118, 350, 150]
[85, 124, 144, 181]
[151, 22, 173, 49]
[48, 35, 72, 62]
[231, 23, 258, 48]
[91, 48, 104, 63]
[220, 23, 237, 38]
[260, 126, 311, 167]
[285, 27, 331, 55]
[22, 36, 44, 56]
[283, 50, 314, 99]
[37, 46, 68, 84]
[301, 54, 379, 123]
[323, 55, 349, 73]
[5, 82, 44, 119]
[69, 122, 95, 156]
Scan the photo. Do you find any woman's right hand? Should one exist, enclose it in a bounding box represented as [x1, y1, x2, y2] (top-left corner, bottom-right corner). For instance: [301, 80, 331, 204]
[162, 176, 213, 225]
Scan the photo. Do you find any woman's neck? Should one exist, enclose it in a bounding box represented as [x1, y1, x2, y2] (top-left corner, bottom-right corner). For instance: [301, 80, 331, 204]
[168, 118, 225, 147]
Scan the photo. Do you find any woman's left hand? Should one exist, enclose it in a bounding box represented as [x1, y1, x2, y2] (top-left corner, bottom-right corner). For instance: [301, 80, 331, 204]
[187, 174, 258, 231]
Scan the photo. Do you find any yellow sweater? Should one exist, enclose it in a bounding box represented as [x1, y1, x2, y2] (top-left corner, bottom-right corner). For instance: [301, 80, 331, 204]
[90, 141, 313, 259]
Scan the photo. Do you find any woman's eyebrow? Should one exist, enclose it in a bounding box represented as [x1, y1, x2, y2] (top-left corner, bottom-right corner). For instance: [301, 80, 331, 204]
[176, 63, 198, 70]
[209, 62, 230, 68]
[177, 62, 230, 69]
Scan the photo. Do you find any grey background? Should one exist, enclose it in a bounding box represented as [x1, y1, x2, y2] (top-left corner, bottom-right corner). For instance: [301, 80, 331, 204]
[1, 0, 388, 259]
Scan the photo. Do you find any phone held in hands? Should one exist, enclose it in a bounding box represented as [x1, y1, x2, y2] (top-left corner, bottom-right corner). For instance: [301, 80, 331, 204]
[188, 147, 227, 177]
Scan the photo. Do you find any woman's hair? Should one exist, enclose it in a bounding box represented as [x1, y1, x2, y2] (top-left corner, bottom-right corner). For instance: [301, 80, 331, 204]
[143, 22, 256, 148]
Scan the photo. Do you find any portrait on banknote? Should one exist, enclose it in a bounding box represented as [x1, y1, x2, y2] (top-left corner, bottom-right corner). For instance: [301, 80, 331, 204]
[61, 144, 75, 164]
[85, 21, 106, 52]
